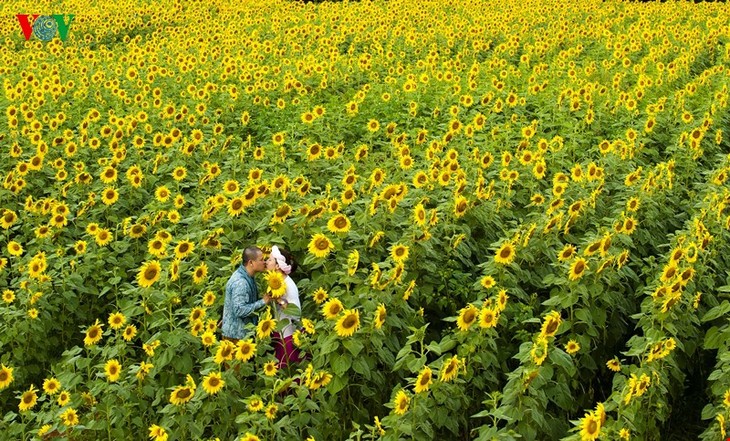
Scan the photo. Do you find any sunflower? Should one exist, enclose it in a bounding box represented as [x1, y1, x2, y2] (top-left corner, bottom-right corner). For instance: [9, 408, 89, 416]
[308, 233, 335, 258]
[192, 262, 208, 285]
[393, 390, 410, 415]
[155, 186, 171, 202]
[128, 224, 146, 239]
[453, 195, 468, 218]
[84, 319, 103, 346]
[100, 166, 117, 184]
[137, 261, 161, 288]
[41, 377, 60, 397]
[201, 330, 217, 347]
[584, 240, 601, 257]
[271, 203, 292, 224]
[34, 225, 52, 239]
[367, 119, 380, 132]
[123, 325, 137, 342]
[1, 209, 18, 229]
[228, 197, 245, 217]
[308, 370, 333, 390]
[390, 244, 410, 263]
[57, 390, 70, 406]
[8, 241, 23, 257]
[263, 360, 278, 377]
[494, 241, 516, 265]
[59, 407, 79, 427]
[236, 339, 257, 362]
[148, 425, 168, 441]
[272, 131, 285, 146]
[488, 289, 504, 313]
[108, 312, 126, 330]
[436, 356, 459, 383]
[414, 366, 433, 394]
[19, 385, 38, 412]
[479, 307, 499, 329]
[265, 403, 278, 420]
[256, 313, 276, 340]
[169, 385, 195, 406]
[105, 359, 122, 382]
[322, 298, 344, 319]
[202, 372, 224, 395]
[565, 339, 581, 355]
[327, 214, 351, 234]
[214, 340, 235, 365]
[312, 287, 329, 304]
[569, 258, 588, 281]
[373, 304, 387, 330]
[174, 240, 194, 259]
[660, 264, 678, 283]
[171, 167, 187, 181]
[622, 217, 637, 235]
[480, 275, 496, 289]
[540, 311, 562, 338]
[606, 357, 621, 372]
[101, 187, 119, 206]
[74, 240, 87, 255]
[307, 143, 322, 161]
[147, 238, 167, 258]
[335, 309, 360, 338]
[95, 229, 113, 246]
[247, 395, 264, 412]
[168, 259, 180, 282]
[456, 304, 478, 331]
[202, 291, 216, 307]
[2, 289, 14, 304]
[579, 411, 602, 441]
[413, 203, 427, 227]
[0, 364, 13, 389]
[530, 337, 548, 366]
[265, 271, 286, 298]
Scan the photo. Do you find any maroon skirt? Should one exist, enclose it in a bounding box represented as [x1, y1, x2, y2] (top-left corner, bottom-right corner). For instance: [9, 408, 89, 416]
[272, 332, 303, 368]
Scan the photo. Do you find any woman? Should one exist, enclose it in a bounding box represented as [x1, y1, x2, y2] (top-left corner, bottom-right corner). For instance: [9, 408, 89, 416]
[266, 246, 303, 368]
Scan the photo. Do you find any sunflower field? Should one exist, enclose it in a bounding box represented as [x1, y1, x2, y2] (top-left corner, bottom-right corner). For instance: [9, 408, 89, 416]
[1, 0, 730, 439]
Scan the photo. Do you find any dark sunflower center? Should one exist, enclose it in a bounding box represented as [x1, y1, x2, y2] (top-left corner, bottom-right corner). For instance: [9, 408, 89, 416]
[546, 320, 558, 334]
[144, 267, 158, 280]
[342, 315, 357, 329]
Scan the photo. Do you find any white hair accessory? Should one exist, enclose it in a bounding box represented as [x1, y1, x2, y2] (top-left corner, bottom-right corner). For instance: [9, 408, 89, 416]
[270, 245, 292, 275]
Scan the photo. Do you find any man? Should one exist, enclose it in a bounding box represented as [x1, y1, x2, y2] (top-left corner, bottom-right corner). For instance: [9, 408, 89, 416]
[221, 246, 271, 341]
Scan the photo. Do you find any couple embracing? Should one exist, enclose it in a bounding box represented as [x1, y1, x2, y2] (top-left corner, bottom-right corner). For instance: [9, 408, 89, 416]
[221, 246, 303, 368]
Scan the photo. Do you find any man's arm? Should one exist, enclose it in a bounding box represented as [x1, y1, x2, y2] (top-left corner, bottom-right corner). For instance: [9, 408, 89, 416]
[230, 278, 265, 319]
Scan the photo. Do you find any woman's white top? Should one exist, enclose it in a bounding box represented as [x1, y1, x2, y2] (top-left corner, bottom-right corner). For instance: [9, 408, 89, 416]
[276, 275, 301, 338]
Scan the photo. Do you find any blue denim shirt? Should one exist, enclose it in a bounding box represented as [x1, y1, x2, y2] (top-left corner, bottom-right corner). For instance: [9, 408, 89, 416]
[221, 265, 265, 339]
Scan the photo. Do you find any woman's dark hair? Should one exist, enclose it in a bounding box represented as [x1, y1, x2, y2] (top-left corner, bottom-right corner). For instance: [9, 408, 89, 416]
[279, 248, 298, 275]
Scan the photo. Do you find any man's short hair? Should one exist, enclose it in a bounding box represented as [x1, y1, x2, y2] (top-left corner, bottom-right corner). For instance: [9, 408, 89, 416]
[243, 246, 262, 265]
